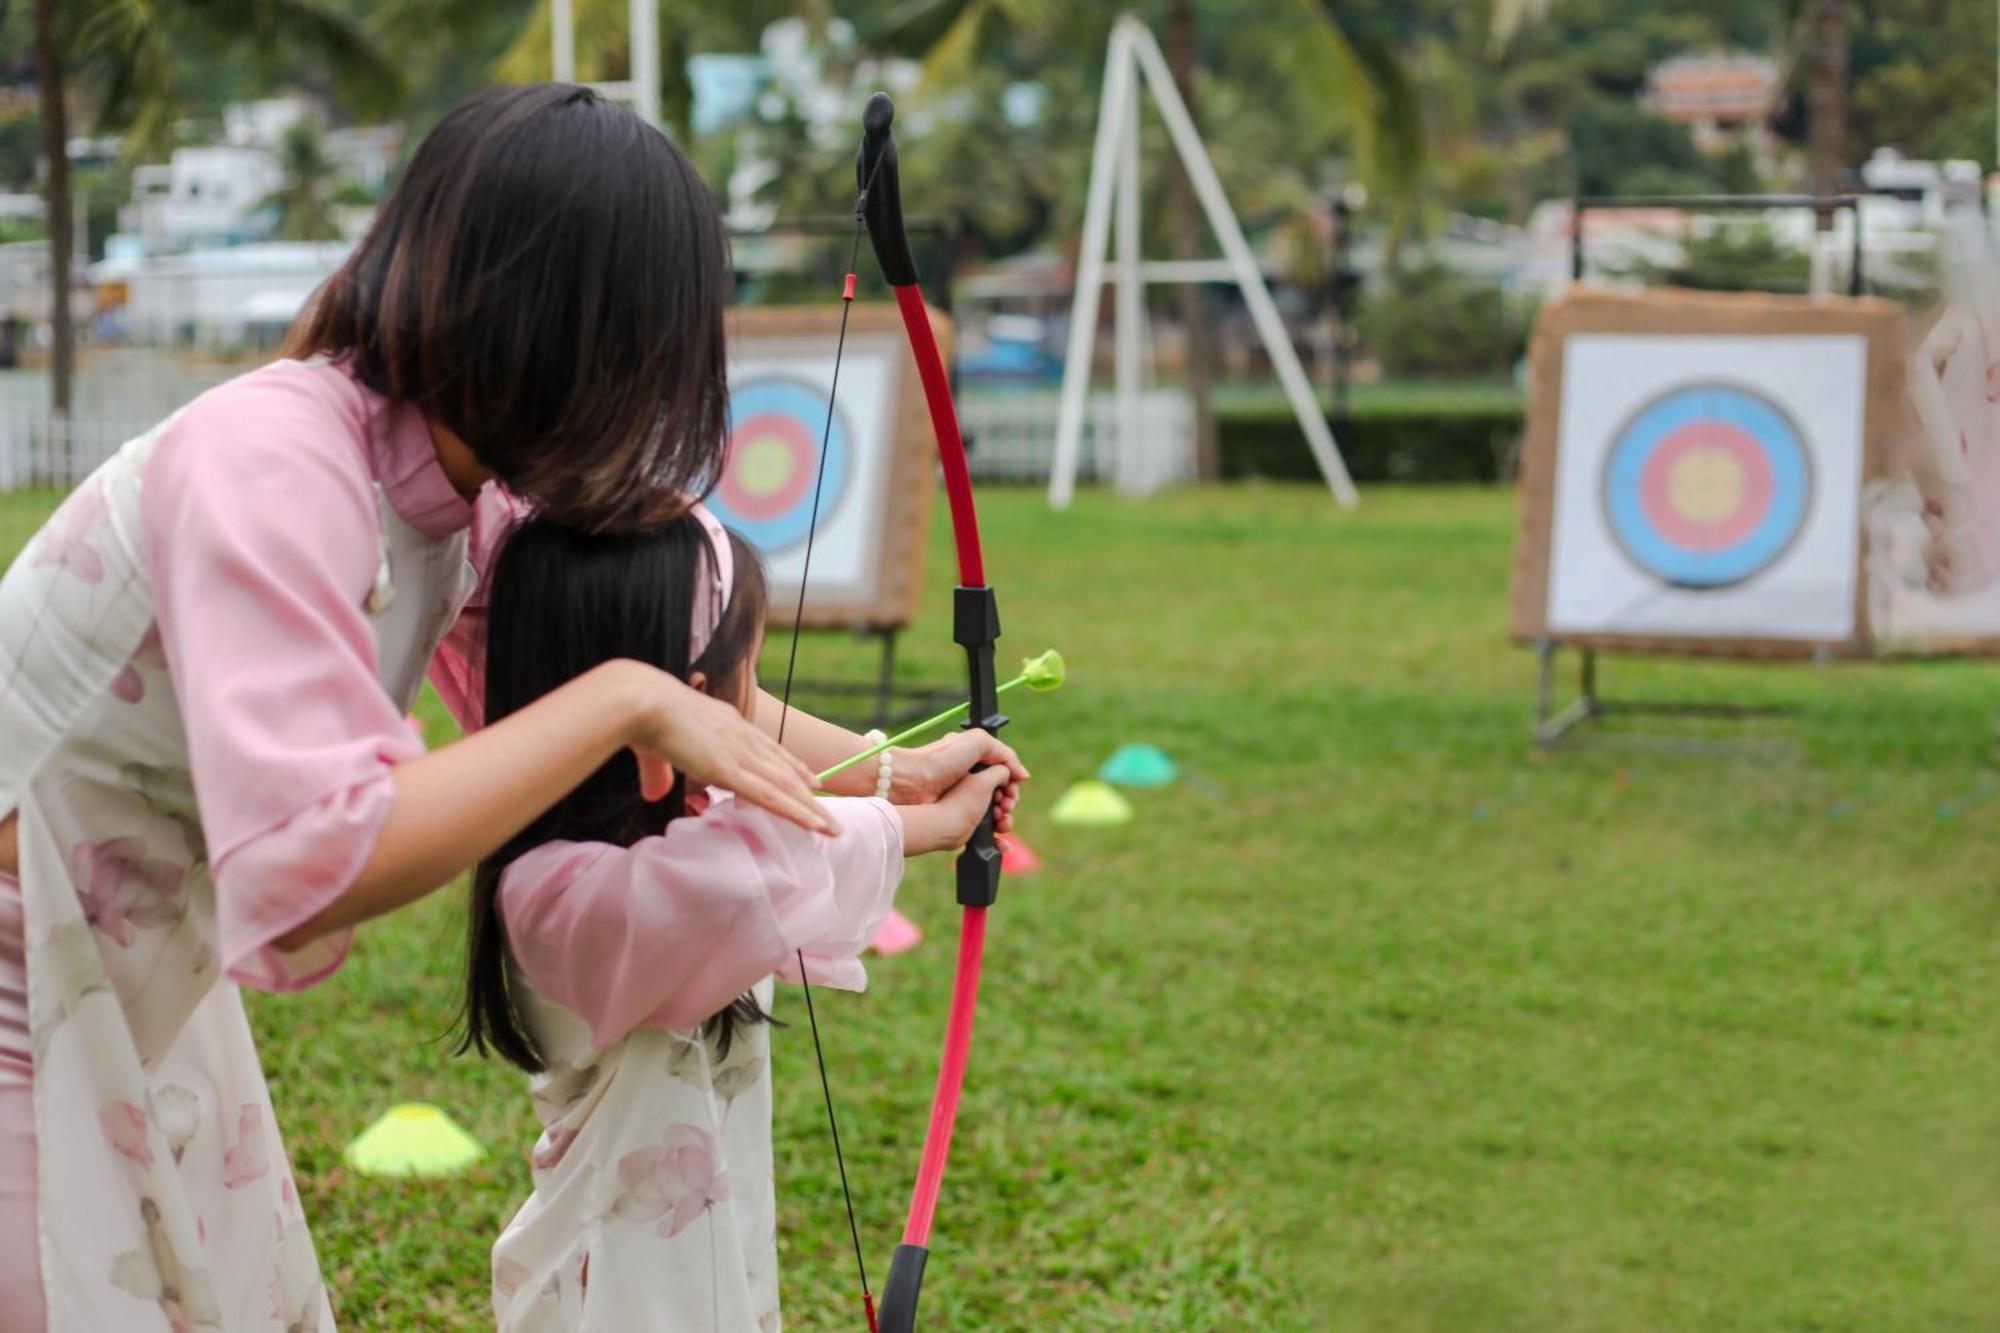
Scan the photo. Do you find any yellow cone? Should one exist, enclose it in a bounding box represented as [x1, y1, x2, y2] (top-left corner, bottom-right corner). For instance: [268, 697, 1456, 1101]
[1050, 779, 1134, 827]
[344, 1103, 485, 1178]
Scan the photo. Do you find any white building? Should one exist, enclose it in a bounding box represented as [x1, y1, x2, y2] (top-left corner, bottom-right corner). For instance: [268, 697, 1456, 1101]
[117, 98, 399, 255]
[92, 241, 352, 349]
[126, 145, 283, 253]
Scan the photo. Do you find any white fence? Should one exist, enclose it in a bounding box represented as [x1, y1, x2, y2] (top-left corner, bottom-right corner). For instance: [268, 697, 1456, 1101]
[0, 350, 238, 489]
[961, 387, 1192, 496]
[3, 364, 1198, 500]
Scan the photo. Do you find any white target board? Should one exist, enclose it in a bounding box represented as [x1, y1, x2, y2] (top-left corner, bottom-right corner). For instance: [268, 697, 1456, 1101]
[1544, 334, 1866, 641]
[713, 348, 893, 605]
[1513, 290, 1906, 659]
[718, 305, 947, 630]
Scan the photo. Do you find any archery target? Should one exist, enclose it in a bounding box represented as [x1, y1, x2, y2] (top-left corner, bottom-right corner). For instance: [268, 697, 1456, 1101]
[1601, 383, 1812, 590]
[719, 340, 898, 617]
[712, 376, 851, 553]
[1545, 333, 1865, 643]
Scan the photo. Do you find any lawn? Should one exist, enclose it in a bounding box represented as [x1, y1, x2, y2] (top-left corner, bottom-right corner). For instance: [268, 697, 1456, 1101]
[7, 482, 2000, 1330]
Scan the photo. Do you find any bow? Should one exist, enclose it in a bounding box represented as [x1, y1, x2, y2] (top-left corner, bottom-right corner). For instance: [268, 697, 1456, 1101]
[771, 91, 1011, 1333]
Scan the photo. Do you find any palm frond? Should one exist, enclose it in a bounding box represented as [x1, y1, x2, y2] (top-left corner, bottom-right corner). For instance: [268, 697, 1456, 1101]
[261, 0, 407, 118]
[1290, 0, 1426, 212]
[1488, 0, 1554, 53]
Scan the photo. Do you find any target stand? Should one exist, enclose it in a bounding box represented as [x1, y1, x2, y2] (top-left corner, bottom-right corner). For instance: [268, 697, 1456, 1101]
[1512, 288, 1907, 749]
[722, 304, 962, 731]
[1530, 642, 1798, 752]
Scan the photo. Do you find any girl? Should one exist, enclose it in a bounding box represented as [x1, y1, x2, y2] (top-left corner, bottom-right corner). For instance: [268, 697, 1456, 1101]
[0, 84, 1020, 1331]
[466, 510, 1010, 1331]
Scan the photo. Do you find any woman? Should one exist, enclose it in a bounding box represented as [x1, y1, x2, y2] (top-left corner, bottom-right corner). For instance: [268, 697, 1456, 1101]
[0, 84, 1019, 1331]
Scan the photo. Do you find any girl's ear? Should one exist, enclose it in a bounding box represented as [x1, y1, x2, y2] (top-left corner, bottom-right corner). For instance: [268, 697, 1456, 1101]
[688, 669, 709, 696]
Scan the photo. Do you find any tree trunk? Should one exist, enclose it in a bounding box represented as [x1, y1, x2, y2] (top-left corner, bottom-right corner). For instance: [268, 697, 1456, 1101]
[1807, 0, 1849, 232]
[1166, 0, 1219, 480]
[33, 0, 72, 418]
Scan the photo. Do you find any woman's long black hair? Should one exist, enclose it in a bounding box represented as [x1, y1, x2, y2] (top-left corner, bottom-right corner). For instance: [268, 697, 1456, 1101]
[457, 513, 772, 1073]
[284, 84, 731, 532]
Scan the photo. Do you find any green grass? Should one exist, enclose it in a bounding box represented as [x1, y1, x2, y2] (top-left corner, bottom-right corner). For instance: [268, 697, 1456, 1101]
[8, 483, 2000, 1329]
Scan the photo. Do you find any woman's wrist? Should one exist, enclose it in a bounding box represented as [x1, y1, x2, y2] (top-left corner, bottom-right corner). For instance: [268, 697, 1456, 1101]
[600, 659, 680, 750]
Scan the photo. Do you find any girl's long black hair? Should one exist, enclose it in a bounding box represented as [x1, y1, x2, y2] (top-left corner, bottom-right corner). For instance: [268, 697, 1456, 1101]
[458, 513, 772, 1074]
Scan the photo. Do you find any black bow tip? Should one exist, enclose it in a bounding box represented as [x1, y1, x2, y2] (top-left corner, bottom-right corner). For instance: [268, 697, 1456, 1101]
[863, 91, 896, 140]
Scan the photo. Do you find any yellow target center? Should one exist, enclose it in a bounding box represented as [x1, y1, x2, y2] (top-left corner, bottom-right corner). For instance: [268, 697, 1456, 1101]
[1666, 447, 1745, 527]
[736, 436, 793, 497]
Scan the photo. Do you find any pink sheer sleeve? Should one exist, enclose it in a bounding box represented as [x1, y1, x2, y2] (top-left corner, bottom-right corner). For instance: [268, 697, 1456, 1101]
[427, 486, 528, 733]
[144, 368, 425, 991]
[499, 795, 904, 1049]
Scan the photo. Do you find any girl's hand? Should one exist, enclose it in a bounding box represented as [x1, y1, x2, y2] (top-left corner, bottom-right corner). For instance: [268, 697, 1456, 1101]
[898, 766, 1013, 857]
[619, 663, 836, 835]
[891, 730, 1028, 833]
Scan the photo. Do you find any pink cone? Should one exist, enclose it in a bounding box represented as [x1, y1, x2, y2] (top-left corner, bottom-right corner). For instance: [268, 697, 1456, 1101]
[998, 832, 1042, 874]
[870, 908, 923, 956]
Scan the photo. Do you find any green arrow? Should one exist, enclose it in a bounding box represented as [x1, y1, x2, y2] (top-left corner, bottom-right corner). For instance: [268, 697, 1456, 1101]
[816, 649, 1064, 785]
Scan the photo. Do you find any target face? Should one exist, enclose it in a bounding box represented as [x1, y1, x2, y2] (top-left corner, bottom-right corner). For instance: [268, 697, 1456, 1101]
[711, 376, 849, 553]
[1601, 382, 1812, 589]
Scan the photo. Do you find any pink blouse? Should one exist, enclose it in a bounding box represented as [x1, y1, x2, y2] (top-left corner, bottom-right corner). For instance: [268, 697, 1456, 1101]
[138, 358, 517, 989]
[0, 359, 511, 1023]
[501, 793, 903, 1050]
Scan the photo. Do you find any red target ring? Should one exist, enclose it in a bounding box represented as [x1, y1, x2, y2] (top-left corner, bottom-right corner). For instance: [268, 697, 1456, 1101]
[1637, 419, 1775, 552]
[717, 410, 817, 522]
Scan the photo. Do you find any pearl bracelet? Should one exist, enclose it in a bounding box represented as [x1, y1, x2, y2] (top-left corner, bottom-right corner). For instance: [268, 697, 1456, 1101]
[863, 729, 893, 800]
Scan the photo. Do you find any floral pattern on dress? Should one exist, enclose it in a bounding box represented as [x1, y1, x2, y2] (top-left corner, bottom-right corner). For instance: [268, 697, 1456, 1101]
[101, 1099, 155, 1167]
[269, 1212, 324, 1333]
[531, 1123, 579, 1173]
[110, 1196, 223, 1330]
[73, 835, 187, 947]
[121, 762, 206, 864]
[663, 1029, 764, 1103]
[222, 1102, 270, 1190]
[38, 912, 111, 1016]
[154, 1084, 202, 1165]
[111, 624, 168, 705]
[610, 1124, 730, 1239]
[30, 479, 109, 585]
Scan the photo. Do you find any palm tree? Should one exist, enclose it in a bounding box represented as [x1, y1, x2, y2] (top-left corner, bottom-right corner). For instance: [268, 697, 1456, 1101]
[1487, 0, 1554, 53]
[872, 0, 1424, 478]
[259, 118, 345, 242]
[30, 0, 400, 419]
[31, 0, 72, 419]
[1804, 0, 1849, 229]
[489, 0, 791, 139]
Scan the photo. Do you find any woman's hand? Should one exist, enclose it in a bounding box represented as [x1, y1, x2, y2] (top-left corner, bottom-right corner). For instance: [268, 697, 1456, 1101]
[890, 730, 1028, 833]
[278, 660, 837, 951]
[898, 766, 1013, 856]
[621, 664, 835, 834]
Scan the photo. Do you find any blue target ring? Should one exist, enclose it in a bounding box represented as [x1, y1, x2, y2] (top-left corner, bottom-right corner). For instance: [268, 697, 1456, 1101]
[711, 376, 849, 553]
[1600, 382, 1812, 589]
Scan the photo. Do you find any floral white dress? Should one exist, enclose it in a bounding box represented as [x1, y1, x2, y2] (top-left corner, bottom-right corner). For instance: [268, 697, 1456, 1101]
[488, 795, 904, 1333]
[0, 362, 483, 1330]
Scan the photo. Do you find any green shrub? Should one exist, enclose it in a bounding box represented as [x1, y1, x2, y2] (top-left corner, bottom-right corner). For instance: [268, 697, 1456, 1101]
[1217, 394, 1523, 483]
[1356, 262, 1532, 379]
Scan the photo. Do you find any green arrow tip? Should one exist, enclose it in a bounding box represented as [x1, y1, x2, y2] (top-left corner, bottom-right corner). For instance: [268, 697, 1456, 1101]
[1020, 649, 1064, 692]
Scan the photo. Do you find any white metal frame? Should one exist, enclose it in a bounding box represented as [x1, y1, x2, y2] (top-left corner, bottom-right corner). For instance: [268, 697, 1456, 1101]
[551, 0, 661, 129]
[1051, 13, 1357, 509]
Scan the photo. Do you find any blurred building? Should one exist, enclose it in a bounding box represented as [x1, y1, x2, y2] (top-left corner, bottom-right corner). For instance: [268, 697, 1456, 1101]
[1646, 53, 1778, 154]
[116, 97, 398, 255]
[90, 241, 351, 350]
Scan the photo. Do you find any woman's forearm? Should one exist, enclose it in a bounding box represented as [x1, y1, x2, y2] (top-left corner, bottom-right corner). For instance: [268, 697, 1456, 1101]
[275, 660, 656, 947]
